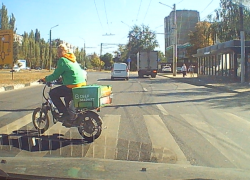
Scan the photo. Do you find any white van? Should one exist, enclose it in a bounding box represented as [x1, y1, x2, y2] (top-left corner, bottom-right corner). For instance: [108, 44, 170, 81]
[111, 63, 129, 80]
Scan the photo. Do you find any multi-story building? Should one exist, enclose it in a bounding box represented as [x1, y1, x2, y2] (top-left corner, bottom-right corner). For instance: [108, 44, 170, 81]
[13, 34, 23, 45]
[164, 10, 199, 64]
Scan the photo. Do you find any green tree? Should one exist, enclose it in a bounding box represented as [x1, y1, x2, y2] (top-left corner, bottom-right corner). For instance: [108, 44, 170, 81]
[100, 53, 113, 69]
[39, 39, 47, 69]
[1, 4, 8, 30]
[91, 53, 104, 70]
[117, 24, 159, 70]
[214, 0, 250, 41]
[158, 51, 166, 62]
[13, 41, 19, 63]
[9, 13, 16, 32]
[28, 31, 36, 68]
[128, 24, 159, 55]
[114, 45, 128, 63]
[35, 29, 40, 43]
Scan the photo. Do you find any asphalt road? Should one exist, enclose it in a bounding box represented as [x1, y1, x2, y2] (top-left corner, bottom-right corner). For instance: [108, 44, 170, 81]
[0, 71, 250, 175]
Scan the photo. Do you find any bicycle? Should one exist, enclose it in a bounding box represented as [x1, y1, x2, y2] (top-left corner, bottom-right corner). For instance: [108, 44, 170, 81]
[32, 80, 106, 143]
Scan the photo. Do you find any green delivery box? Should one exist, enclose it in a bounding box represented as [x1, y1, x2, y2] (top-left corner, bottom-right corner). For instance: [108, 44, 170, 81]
[72, 85, 112, 109]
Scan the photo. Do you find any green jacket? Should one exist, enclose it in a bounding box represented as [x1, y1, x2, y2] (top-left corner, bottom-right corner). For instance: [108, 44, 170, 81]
[45, 53, 86, 87]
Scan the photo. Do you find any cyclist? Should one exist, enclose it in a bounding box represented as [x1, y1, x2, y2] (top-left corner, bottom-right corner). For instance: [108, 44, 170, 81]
[41, 44, 87, 124]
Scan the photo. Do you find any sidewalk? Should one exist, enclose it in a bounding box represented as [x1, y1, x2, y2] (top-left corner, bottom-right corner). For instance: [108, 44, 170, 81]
[158, 73, 250, 93]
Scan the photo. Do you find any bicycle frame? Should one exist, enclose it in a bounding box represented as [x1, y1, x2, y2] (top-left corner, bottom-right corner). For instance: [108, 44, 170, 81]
[40, 81, 61, 123]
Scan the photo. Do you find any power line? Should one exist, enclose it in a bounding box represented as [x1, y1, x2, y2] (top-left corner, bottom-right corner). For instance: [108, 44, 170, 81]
[94, 0, 104, 30]
[201, 0, 214, 13]
[143, 0, 153, 23]
[103, 0, 111, 33]
[201, 8, 218, 21]
[136, 0, 143, 21]
[177, 0, 185, 4]
[103, 0, 109, 25]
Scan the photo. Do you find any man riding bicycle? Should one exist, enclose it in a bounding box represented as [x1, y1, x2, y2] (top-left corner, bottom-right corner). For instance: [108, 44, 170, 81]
[41, 44, 87, 124]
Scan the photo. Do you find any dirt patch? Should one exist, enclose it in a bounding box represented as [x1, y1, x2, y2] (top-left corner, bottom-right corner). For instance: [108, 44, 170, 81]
[0, 69, 51, 87]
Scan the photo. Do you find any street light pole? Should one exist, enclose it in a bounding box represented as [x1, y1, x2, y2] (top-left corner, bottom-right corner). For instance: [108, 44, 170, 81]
[159, 2, 177, 76]
[49, 24, 59, 72]
[84, 41, 86, 68]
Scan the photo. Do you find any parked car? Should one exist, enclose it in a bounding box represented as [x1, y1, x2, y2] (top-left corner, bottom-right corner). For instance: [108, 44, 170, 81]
[111, 63, 129, 80]
[177, 67, 182, 73]
[162, 66, 171, 72]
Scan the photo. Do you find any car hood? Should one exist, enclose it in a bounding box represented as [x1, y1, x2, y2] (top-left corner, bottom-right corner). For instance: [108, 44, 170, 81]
[0, 157, 249, 180]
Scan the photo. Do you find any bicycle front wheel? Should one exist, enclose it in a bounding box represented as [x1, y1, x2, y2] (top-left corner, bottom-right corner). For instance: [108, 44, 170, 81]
[32, 107, 50, 134]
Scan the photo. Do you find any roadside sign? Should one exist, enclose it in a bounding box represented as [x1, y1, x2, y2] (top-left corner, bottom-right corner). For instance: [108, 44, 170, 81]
[0, 30, 13, 65]
[127, 58, 131, 63]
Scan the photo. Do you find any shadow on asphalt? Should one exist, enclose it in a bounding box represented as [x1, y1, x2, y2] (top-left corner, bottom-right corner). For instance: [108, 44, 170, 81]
[0, 130, 175, 163]
[98, 76, 152, 82]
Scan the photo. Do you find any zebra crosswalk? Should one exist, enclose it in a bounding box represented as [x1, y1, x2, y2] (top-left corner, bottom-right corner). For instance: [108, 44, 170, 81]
[0, 107, 250, 168]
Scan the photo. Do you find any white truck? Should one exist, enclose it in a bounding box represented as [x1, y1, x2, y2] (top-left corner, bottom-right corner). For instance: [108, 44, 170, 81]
[137, 51, 158, 78]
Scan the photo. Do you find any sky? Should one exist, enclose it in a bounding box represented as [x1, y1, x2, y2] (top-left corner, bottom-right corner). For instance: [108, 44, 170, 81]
[1, 0, 221, 56]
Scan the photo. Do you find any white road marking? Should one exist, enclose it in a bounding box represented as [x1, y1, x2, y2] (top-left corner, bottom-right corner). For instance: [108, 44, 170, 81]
[182, 113, 250, 169]
[0, 113, 32, 134]
[85, 115, 121, 159]
[144, 115, 189, 164]
[0, 111, 11, 117]
[156, 104, 169, 116]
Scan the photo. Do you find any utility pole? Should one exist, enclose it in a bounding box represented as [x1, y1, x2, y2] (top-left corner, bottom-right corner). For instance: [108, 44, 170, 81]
[84, 42, 86, 67]
[173, 4, 177, 76]
[49, 29, 52, 71]
[239, 5, 245, 83]
[100, 43, 103, 57]
[49, 24, 59, 72]
[159, 2, 177, 76]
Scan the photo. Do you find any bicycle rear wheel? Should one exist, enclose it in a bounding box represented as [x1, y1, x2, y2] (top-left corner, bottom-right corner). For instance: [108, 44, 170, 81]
[32, 107, 50, 134]
[77, 111, 102, 143]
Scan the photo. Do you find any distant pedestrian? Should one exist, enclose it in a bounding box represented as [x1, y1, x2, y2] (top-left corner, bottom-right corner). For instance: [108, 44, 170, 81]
[188, 64, 194, 77]
[200, 65, 204, 75]
[181, 64, 187, 77]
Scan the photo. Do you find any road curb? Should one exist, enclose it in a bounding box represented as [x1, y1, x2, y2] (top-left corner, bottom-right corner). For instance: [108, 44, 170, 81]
[0, 81, 40, 93]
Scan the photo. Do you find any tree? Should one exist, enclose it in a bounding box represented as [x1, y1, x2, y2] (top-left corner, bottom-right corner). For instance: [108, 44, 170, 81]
[187, 21, 214, 58]
[91, 53, 104, 70]
[158, 51, 166, 62]
[100, 53, 113, 69]
[115, 45, 129, 63]
[1, 4, 8, 30]
[117, 24, 159, 70]
[214, 0, 250, 41]
[127, 24, 159, 55]
[9, 13, 16, 32]
[13, 41, 19, 63]
[35, 29, 40, 43]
